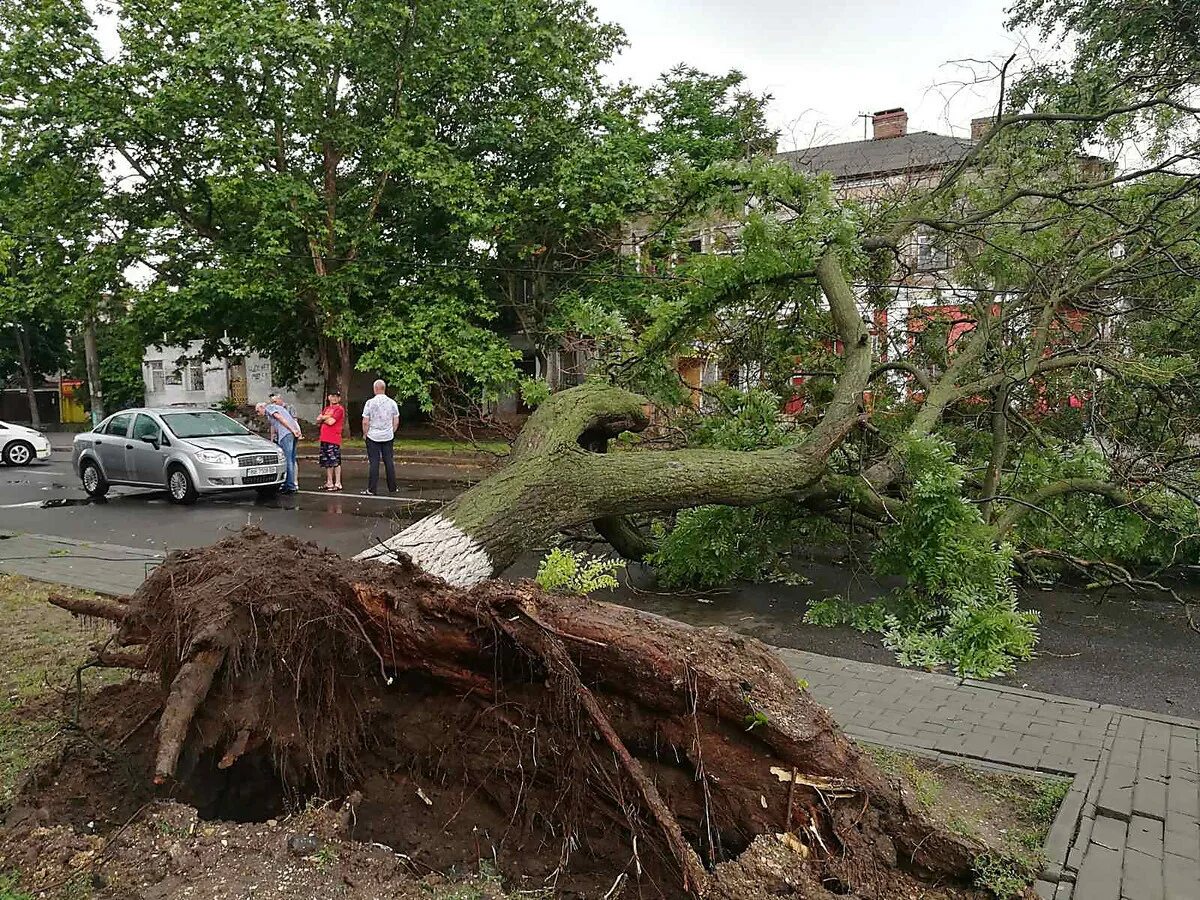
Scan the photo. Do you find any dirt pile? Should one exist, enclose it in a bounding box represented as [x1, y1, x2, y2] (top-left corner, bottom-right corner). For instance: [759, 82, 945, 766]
[21, 526, 990, 899]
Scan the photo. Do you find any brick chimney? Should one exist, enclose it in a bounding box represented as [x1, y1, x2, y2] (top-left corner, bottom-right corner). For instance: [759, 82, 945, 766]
[872, 108, 908, 140]
[970, 116, 995, 141]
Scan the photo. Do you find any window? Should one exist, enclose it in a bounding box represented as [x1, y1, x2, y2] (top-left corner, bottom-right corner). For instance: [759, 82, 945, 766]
[686, 237, 703, 254]
[916, 233, 950, 271]
[145, 360, 165, 393]
[105, 413, 133, 437]
[711, 230, 741, 256]
[185, 361, 205, 392]
[165, 366, 183, 386]
[161, 411, 249, 438]
[132, 414, 161, 442]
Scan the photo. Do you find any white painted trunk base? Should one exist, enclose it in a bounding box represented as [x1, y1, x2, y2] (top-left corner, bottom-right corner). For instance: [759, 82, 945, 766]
[354, 514, 493, 588]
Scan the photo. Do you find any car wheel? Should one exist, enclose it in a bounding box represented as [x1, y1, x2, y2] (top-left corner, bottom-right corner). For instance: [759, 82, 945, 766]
[80, 460, 109, 498]
[255, 484, 281, 499]
[3, 441, 34, 466]
[167, 466, 198, 505]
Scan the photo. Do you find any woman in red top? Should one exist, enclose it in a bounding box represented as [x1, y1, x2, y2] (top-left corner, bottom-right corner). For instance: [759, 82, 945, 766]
[317, 390, 345, 491]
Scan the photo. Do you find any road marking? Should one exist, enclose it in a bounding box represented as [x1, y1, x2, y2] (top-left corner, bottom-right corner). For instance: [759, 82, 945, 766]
[4, 469, 67, 480]
[0, 501, 44, 509]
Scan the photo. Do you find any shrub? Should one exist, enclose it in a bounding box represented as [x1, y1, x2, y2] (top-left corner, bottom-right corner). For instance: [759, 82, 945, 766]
[535, 548, 624, 595]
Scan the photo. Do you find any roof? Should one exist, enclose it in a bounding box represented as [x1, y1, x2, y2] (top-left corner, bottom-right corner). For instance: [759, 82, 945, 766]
[777, 131, 974, 181]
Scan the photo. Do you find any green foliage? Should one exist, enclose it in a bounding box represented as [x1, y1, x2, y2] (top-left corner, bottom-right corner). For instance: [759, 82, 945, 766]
[684, 384, 803, 451]
[1029, 778, 1071, 830]
[973, 851, 1036, 900]
[643, 385, 842, 590]
[647, 503, 796, 589]
[871, 436, 1038, 678]
[864, 746, 942, 811]
[744, 709, 770, 731]
[93, 317, 147, 412]
[517, 377, 550, 409]
[534, 548, 624, 595]
[1008, 444, 1200, 570]
[0, 873, 31, 900]
[803, 597, 888, 633]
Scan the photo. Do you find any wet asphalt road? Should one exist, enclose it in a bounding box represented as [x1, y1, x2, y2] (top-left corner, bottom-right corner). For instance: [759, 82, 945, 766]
[0, 452, 457, 557]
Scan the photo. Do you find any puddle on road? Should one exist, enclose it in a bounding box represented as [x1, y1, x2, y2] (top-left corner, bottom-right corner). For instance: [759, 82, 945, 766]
[41, 497, 105, 508]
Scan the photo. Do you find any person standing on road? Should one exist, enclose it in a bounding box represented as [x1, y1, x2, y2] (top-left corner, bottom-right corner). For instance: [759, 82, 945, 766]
[361, 379, 399, 495]
[317, 390, 345, 492]
[257, 399, 302, 494]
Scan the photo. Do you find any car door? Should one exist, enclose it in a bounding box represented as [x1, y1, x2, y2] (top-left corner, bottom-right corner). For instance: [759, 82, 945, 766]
[95, 413, 133, 481]
[127, 414, 168, 484]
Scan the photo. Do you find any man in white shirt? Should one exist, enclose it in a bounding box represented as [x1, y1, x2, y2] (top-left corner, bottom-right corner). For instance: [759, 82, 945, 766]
[361, 379, 400, 495]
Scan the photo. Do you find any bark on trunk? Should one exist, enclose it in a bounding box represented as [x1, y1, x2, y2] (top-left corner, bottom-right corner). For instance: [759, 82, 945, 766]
[83, 317, 104, 426]
[13, 325, 41, 429]
[356, 381, 856, 583]
[338, 337, 353, 437]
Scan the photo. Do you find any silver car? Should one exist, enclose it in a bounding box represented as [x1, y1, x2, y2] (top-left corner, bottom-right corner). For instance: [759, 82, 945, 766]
[72, 408, 287, 504]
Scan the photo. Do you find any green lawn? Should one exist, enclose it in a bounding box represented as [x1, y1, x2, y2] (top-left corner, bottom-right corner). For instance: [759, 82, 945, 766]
[0, 576, 126, 806]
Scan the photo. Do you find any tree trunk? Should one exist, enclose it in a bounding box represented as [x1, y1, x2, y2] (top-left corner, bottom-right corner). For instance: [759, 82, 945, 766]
[357, 249, 873, 584]
[83, 316, 104, 426]
[355, 381, 859, 583]
[13, 325, 41, 429]
[338, 336, 353, 437]
[979, 384, 1011, 523]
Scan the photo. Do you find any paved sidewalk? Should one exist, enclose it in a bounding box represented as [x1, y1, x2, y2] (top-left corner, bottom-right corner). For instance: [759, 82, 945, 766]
[4, 533, 1198, 898]
[0, 532, 161, 595]
[780, 648, 1200, 900]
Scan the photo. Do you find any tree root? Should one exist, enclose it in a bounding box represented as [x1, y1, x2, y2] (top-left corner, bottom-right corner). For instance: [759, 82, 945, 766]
[153, 648, 225, 783]
[79, 527, 982, 899]
[499, 606, 710, 893]
[48, 592, 129, 622]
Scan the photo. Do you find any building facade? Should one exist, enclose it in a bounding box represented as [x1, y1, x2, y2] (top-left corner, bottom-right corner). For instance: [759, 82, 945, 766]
[141, 342, 325, 422]
[634, 107, 996, 409]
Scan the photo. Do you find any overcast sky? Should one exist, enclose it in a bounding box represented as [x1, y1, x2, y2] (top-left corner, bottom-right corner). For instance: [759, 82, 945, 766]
[589, 0, 1037, 149]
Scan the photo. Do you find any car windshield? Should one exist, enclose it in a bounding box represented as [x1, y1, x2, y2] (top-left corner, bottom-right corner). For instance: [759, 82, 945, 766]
[161, 411, 250, 439]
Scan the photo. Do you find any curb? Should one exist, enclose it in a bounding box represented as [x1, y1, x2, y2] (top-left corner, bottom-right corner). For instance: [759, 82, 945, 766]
[52, 445, 487, 471]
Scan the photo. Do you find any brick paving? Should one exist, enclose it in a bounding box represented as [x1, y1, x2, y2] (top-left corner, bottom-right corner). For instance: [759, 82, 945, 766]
[777, 647, 1200, 899]
[4, 533, 1198, 898]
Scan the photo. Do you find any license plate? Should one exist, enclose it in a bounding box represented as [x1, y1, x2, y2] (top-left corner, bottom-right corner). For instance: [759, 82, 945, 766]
[245, 466, 273, 476]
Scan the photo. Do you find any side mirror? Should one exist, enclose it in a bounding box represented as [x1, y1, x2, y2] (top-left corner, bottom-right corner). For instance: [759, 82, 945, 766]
[142, 435, 160, 450]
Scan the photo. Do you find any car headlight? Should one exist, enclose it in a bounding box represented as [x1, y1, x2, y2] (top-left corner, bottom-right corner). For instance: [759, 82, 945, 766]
[195, 449, 235, 466]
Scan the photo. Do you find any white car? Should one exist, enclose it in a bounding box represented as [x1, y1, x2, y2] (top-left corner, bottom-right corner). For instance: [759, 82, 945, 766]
[0, 421, 52, 466]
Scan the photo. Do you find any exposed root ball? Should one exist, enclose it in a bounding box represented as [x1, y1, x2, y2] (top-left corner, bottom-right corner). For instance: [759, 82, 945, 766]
[97, 526, 981, 898]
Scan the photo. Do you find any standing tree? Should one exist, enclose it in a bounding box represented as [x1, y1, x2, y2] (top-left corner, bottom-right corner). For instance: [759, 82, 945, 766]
[0, 137, 111, 426]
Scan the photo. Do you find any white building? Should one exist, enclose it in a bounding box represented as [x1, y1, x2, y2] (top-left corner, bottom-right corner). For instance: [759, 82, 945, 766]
[142, 342, 325, 422]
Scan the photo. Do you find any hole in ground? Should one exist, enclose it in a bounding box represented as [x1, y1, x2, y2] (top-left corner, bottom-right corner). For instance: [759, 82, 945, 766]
[181, 750, 314, 824]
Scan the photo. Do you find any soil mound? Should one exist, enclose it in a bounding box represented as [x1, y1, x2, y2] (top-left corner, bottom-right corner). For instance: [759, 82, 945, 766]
[15, 526, 988, 898]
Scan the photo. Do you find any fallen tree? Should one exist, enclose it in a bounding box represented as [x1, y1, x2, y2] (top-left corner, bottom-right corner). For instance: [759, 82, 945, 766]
[53, 527, 984, 899]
